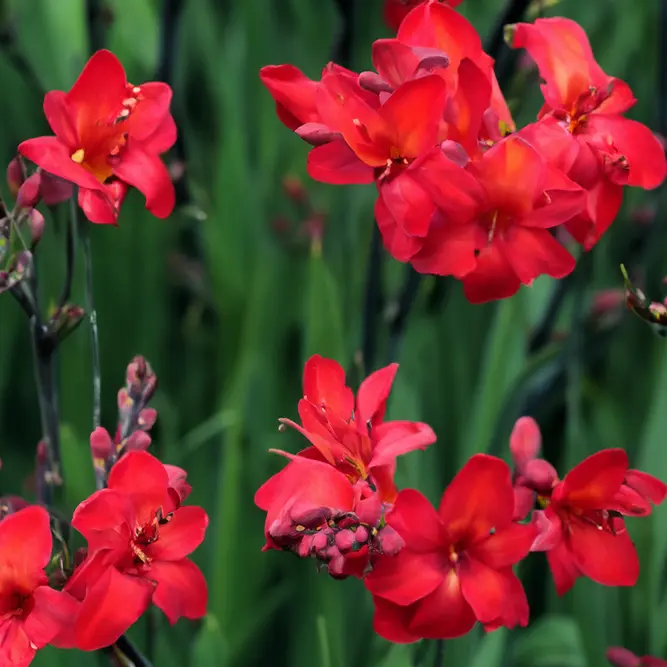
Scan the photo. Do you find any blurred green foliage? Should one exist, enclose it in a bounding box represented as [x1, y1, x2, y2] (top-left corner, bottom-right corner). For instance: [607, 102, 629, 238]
[0, 0, 665, 666]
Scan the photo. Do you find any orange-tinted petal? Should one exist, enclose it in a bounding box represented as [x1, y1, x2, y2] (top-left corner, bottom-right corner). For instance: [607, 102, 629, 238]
[307, 141, 375, 184]
[259, 64, 320, 130]
[370, 420, 436, 468]
[558, 448, 628, 509]
[438, 454, 515, 542]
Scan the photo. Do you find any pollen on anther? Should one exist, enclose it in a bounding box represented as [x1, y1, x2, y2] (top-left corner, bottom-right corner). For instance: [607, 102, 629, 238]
[71, 149, 85, 164]
[295, 525, 306, 532]
[132, 86, 141, 94]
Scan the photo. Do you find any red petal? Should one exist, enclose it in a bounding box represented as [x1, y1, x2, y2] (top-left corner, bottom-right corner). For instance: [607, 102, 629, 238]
[503, 227, 576, 284]
[141, 113, 177, 154]
[558, 448, 628, 509]
[71, 488, 134, 553]
[408, 571, 477, 639]
[148, 506, 208, 561]
[596, 79, 636, 114]
[509, 18, 609, 109]
[522, 169, 586, 228]
[0, 505, 52, 570]
[364, 548, 444, 606]
[372, 39, 421, 88]
[18, 137, 105, 191]
[75, 567, 154, 650]
[67, 50, 128, 132]
[570, 517, 639, 587]
[371, 595, 420, 644]
[483, 568, 530, 631]
[380, 75, 448, 158]
[469, 522, 536, 569]
[375, 196, 424, 262]
[586, 115, 667, 190]
[303, 355, 354, 419]
[472, 136, 546, 216]
[625, 470, 667, 506]
[411, 217, 486, 278]
[462, 244, 521, 304]
[126, 82, 173, 142]
[259, 64, 319, 130]
[458, 556, 513, 624]
[307, 141, 374, 184]
[379, 171, 437, 237]
[546, 538, 581, 596]
[388, 488, 445, 552]
[530, 508, 564, 552]
[43, 91, 78, 147]
[279, 415, 341, 465]
[78, 186, 118, 225]
[112, 144, 175, 218]
[355, 363, 398, 427]
[518, 117, 579, 173]
[438, 454, 515, 541]
[510, 416, 542, 469]
[107, 451, 170, 527]
[370, 420, 436, 468]
[149, 559, 208, 623]
[0, 621, 33, 667]
[24, 587, 79, 649]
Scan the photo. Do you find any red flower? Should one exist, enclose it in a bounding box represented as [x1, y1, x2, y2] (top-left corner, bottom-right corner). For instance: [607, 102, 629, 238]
[0, 506, 78, 667]
[277, 354, 436, 502]
[255, 456, 404, 578]
[383, 0, 464, 33]
[64, 451, 208, 650]
[509, 18, 667, 248]
[530, 449, 665, 595]
[365, 455, 535, 641]
[412, 134, 585, 303]
[607, 646, 667, 667]
[19, 50, 176, 225]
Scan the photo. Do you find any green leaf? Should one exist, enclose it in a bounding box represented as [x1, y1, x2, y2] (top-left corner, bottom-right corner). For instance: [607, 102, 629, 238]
[59, 424, 95, 512]
[191, 615, 229, 667]
[512, 615, 586, 667]
[303, 245, 346, 364]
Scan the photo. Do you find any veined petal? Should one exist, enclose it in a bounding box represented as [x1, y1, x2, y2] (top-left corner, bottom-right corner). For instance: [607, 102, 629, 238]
[307, 141, 375, 184]
[408, 570, 477, 639]
[149, 559, 208, 623]
[503, 227, 576, 285]
[558, 448, 628, 509]
[370, 420, 436, 468]
[148, 506, 208, 561]
[438, 454, 515, 541]
[75, 567, 154, 651]
[112, 144, 175, 218]
[570, 517, 639, 587]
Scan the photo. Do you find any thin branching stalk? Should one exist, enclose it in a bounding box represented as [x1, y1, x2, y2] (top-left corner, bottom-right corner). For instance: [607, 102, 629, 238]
[74, 198, 102, 431]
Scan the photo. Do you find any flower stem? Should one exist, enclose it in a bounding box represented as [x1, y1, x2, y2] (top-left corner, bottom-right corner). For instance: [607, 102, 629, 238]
[74, 201, 102, 431]
[433, 639, 446, 667]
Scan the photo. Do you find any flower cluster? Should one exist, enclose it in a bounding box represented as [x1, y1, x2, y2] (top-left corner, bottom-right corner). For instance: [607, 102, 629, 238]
[0, 359, 207, 666]
[260, 0, 666, 303]
[255, 356, 666, 642]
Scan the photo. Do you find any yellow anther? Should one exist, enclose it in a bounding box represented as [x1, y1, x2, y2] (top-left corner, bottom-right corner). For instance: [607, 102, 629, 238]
[71, 149, 85, 164]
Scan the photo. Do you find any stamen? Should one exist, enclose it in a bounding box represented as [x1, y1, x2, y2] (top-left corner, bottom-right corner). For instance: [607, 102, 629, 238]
[71, 149, 85, 164]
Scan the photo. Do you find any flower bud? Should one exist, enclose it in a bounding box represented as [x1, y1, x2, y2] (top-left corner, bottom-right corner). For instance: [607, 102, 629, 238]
[17, 173, 41, 209]
[137, 407, 158, 430]
[39, 172, 73, 206]
[328, 553, 346, 577]
[374, 525, 404, 556]
[354, 525, 369, 544]
[6, 157, 24, 196]
[510, 416, 542, 470]
[90, 427, 113, 462]
[28, 209, 45, 247]
[51, 304, 85, 343]
[522, 459, 558, 491]
[123, 430, 151, 452]
[334, 529, 357, 553]
[605, 647, 640, 667]
[282, 175, 306, 203]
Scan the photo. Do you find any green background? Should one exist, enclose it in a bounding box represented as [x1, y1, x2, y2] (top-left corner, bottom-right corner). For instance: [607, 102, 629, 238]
[0, 0, 665, 665]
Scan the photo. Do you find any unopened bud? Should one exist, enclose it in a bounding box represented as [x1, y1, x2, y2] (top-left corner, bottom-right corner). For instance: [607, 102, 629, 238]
[328, 553, 346, 577]
[36, 440, 48, 464]
[289, 506, 332, 528]
[605, 647, 640, 667]
[117, 388, 133, 413]
[522, 459, 558, 491]
[137, 408, 157, 430]
[334, 529, 357, 553]
[28, 209, 45, 247]
[310, 530, 330, 553]
[40, 172, 73, 206]
[358, 71, 393, 94]
[354, 525, 369, 544]
[90, 427, 113, 461]
[6, 157, 24, 196]
[165, 464, 192, 508]
[282, 175, 306, 203]
[123, 430, 151, 452]
[17, 173, 41, 209]
[510, 416, 542, 470]
[51, 304, 85, 342]
[374, 525, 404, 557]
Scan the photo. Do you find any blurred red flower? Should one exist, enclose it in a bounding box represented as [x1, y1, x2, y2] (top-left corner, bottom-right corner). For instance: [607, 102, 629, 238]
[63, 451, 208, 650]
[365, 455, 535, 641]
[383, 0, 464, 32]
[607, 646, 667, 667]
[19, 50, 176, 225]
[0, 506, 78, 667]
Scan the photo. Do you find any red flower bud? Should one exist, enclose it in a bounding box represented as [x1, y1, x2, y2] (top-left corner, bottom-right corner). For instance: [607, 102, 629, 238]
[39, 172, 73, 206]
[28, 209, 45, 247]
[17, 173, 41, 209]
[138, 407, 157, 430]
[606, 647, 640, 667]
[123, 430, 151, 452]
[510, 416, 542, 470]
[6, 157, 24, 196]
[334, 529, 357, 553]
[354, 525, 369, 544]
[374, 525, 404, 557]
[90, 427, 113, 461]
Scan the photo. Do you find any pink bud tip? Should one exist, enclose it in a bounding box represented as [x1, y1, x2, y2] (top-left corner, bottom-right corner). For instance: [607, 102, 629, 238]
[90, 427, 113, 460]
[375, 525, 404, 556]
[605, 647, 640, 667]
[510, 416, 542, 469]
[334, 529, 357, 553]
[6, 157, 24, 196]
[17, 173, 41, 209]
[354, 525, 369, 543]
[124, 430, 152, 452]
[39, 172, 73, 206]
[138, 408, 158, 430]
[28, 209, 45, 247]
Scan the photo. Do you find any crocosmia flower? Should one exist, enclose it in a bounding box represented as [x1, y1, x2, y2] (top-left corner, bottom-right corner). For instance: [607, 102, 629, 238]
[383, 0, 464, 32]
[278, 354, 436, 502]
[0, 505, 78, 667]
[365, 454, 535, 641]
[19, 50, 176, 225]
[63, 451, 208, 650]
